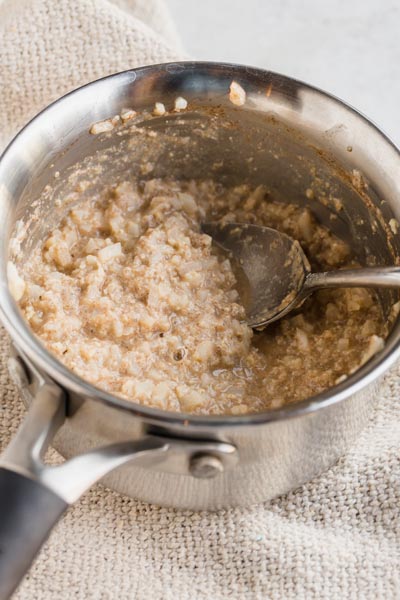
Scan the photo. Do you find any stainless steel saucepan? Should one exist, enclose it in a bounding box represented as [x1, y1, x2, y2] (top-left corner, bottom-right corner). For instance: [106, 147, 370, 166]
[0, 62, 400, 598]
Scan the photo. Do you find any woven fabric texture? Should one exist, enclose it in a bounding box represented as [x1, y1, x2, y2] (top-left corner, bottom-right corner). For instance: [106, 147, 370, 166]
[0, 1, 399, 598]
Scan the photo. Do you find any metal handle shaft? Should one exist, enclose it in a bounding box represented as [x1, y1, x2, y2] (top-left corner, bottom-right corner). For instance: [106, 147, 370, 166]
[304, 266, 400, 292]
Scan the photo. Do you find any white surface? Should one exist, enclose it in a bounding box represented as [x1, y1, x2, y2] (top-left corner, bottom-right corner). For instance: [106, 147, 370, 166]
[168, 0, 400, 144]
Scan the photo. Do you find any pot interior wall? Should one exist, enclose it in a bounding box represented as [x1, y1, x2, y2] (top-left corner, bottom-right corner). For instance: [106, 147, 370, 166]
[10, 100, 400, 318]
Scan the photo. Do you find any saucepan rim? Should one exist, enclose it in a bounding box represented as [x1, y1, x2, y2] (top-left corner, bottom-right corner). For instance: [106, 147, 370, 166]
[1, 61, 400, 429]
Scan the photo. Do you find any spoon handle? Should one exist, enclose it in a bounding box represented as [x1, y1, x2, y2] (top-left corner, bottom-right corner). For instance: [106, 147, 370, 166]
[304, 266, 400, 292]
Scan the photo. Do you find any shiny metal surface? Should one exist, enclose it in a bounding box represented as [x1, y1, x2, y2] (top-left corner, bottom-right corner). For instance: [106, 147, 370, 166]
[1, 62, 400, 509]
[0, 374, 237, 504]
[202, 222, 310, 327]
[204, 222, 400, 327]
[189, 454, 224, 478]
[305, 266, 400, 291]
[0, 384, 65, 477]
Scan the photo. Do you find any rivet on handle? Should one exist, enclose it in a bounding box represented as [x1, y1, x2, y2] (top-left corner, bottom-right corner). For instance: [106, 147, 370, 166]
[189, 454, 224, 478]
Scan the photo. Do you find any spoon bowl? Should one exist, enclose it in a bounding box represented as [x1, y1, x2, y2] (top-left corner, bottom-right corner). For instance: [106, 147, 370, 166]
[202, 223, 311, 327]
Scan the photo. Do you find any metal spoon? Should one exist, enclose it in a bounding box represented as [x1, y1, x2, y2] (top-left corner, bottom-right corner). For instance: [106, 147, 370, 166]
[202, 222, 400, 328]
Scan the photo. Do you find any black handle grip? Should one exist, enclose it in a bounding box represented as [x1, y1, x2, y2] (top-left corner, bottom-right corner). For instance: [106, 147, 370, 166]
[0, 467, 68, 599]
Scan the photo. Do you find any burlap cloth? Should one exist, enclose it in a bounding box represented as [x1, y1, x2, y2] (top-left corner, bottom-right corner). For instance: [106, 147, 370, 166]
[0, 1, 399, 598]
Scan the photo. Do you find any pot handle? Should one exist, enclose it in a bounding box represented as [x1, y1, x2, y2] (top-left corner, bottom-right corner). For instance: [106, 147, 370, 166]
[0, 364, 237, 598]
[0, 468, 68, 599]
[0, 382, 67, 598]
[0, 381, 170, 599]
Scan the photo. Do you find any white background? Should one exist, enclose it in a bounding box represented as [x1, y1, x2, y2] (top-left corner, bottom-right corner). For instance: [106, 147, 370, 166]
[169, 0, 400, 144]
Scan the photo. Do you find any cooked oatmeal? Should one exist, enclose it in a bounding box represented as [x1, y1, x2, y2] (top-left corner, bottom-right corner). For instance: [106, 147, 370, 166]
[16, 179, 386, 414]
